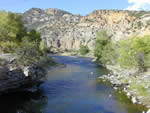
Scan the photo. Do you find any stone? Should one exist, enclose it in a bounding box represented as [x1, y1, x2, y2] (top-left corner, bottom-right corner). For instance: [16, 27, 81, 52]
[132, 97, 137, 104]
[113, 87, 118, 90]
[123, 88, 127, 92]
[127, 92, 131, 98]
[147, 109, 150, 113]
[108, 94, 112, 98]
[23, 8, 150, 53]
[23, 67, 30, 77]
[0, 54, 46, 95]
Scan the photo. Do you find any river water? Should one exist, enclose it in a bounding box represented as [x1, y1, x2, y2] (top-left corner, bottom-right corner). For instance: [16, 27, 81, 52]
[0, 55, 147, 113]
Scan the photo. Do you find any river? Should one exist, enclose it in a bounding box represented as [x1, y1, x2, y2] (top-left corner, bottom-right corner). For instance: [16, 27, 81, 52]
[0, 55, 147, 113]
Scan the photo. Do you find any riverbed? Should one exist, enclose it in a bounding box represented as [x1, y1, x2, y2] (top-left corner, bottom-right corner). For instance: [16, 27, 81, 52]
[0, 55, 147, 113]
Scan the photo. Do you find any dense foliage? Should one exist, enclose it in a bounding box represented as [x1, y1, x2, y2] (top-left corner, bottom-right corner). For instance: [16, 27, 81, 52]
[100, 42, 118, 65]
[79, 45, 89, 55]
[94, 30, 110, 60]
[94, 30, 117, 64]
[0, 11, 44, 65]
[119, 36, 150, 71]
[94, 30, 150, 72]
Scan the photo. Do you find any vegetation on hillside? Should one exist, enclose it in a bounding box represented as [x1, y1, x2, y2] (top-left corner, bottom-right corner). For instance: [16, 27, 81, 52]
[94, 30, 118, 65]
[128, 10, 150, 18]
[94, 30, 110, 60]
[79, 45, 90, 55]
[94, 30, 150, 72]
[118, 36, 150, 71]
[0, 10, 47, 66]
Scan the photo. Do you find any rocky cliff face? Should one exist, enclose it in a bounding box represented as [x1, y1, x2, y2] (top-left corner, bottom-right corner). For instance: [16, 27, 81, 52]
[23, 8, 150, 52]
[0, 54, 46, 95]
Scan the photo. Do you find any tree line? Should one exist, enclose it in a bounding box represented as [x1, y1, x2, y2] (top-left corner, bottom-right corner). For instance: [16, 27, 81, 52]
[0, 10, 46, 66]
[94, 30, 150, 72]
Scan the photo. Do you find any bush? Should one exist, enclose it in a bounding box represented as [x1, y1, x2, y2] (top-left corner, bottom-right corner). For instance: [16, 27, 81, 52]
[40, 40, 47, 56]
[94, 30, 111, 61]
[94, 30, 118, 65]
[0, 41, 18, 53]
[94, 30, 150, 72]
[100, 42, 118, 65]
[15, 39, 41, 66]
[79, 45, 90, 55]
[0, 11, 27, 43]
[118, 35, 150, 72]
[0, 10, 47, 66]
[0, 11, 43, 53]
[137, 21, 143, 29]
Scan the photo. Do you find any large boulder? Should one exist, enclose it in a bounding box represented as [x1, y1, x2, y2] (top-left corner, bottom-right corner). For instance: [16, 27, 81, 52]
[0, 54, 46, 95]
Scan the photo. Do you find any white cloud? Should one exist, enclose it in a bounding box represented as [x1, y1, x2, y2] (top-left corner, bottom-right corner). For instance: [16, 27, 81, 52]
[126, 0, 150, 10]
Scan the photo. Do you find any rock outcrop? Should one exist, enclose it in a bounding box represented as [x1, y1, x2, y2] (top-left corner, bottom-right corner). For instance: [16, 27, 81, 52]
[23, 8, 150, 52]
[0, 54, 46, 95]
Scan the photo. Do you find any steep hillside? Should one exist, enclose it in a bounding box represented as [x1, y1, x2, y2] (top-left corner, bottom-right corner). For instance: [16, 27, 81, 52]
[23, 8, 150, 52]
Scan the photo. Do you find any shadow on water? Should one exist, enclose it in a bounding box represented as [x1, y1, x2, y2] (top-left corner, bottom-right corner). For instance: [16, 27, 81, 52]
[0, 90, 48, 113]
[0, 55, 147, 113]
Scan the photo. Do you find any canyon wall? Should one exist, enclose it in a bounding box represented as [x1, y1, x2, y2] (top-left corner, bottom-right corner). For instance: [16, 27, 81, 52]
[23, 8, 150, 52]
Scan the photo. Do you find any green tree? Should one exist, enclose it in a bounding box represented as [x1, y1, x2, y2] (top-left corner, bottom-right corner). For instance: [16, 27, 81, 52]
[16, 38, 41, 66]
[27, 29, 41, 44]
[0, 11, 42, 54]
[0, 11, 27, 52]
[100, 42, 118, 65]
[40, 39, 47, 56]
[0, 10, 45, 66]
[79, 45, 90, 55]
[94, 30, 111, 61]
[118, 35, 150, 72]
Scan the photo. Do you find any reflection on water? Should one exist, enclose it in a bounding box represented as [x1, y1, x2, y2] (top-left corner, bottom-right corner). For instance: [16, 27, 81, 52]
[0, 55, 147, 113]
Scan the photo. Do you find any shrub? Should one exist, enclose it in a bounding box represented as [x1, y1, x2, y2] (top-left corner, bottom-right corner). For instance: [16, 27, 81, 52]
[100, 42, 119, 65]
[79, 45, 90, 55]
[94, 30, 150, 72]
[16, 39, 41, 66]
[0, 11, 27, 43]
[118, 35, 150, 72]
[137, 21, 143, 29]
[39, 40, 47, 56]
[0, 10, 47, 66]
[0, 41, 18, 53]
[94, 30, 111, 61]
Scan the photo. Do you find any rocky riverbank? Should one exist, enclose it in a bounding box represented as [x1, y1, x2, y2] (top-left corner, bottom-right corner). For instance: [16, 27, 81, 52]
[0, 54, 54, 95]
[98, 65, 150, 113]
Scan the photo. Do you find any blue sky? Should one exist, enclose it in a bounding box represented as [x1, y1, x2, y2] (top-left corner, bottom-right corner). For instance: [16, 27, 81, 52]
[0, 0, 150, 15]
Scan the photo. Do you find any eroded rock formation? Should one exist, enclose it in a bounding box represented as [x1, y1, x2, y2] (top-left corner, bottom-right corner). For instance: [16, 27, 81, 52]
[23, 8, 150, 52]
[0, 54, 46, 95]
